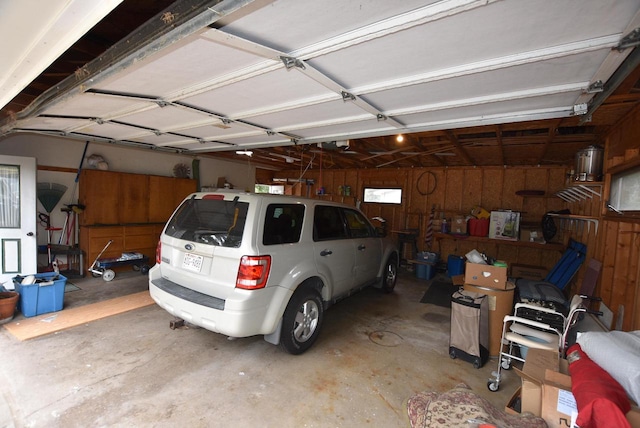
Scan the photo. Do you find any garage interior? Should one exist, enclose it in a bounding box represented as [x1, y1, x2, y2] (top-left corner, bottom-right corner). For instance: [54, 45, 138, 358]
[1, 0, 640, 426]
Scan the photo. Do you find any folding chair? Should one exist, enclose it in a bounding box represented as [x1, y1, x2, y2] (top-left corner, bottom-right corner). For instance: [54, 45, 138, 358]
[514, 239, 590, 313]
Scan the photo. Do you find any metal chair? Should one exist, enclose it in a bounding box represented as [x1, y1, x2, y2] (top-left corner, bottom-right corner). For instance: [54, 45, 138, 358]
[487, 295, 587, 392]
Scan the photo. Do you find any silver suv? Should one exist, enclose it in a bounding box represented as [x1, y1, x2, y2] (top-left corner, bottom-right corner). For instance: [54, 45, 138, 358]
[149, 191, 398, 354]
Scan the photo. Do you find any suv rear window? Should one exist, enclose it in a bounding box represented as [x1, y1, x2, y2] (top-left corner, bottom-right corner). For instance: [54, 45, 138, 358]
[164, 197, 248, 247]
[263, 204, 304, 245]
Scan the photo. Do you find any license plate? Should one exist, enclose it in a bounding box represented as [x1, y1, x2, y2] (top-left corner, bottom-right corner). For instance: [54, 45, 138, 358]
[182, 253, 203, 272]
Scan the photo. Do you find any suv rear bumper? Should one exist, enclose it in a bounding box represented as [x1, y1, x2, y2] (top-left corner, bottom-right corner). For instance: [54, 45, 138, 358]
[149, 267, 289, 338]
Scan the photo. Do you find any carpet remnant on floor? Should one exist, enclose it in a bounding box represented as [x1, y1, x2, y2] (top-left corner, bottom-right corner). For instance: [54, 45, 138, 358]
[2, 291, 154, 341]
[65, 282, 81, 293]
[420, 281, 460, 308]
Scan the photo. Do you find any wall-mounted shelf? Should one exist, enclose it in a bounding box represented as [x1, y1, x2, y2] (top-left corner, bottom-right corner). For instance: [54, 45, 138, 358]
[555, 182, 602, 202]
[433, 232, 565, 252]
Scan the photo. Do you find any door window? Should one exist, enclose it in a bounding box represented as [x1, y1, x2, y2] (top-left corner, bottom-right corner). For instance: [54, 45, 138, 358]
[343, 209, 374, 238]
[263, 204, 304, 245]
[0, 164, 20, 228]
[313, 206, 347, 241]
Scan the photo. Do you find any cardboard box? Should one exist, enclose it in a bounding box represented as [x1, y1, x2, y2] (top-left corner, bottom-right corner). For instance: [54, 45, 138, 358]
[489, 210, 520, 241]
[628, 406, 640, 428]
[464, 262, 508, 289]
[513, 349, 577, 428]
[451, 215, 468, 234]
[514, 348, 560, 416]
[541, 368, 576, 428]
[505, 386, 522, 415]
[520, 226, 545, 243]
[511, 264, 547, 281]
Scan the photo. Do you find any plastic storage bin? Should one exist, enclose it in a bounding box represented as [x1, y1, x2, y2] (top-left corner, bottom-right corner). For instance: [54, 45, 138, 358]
[415, 252, 439, 280]
[13, 272, 67, 317]
[447, 255, 465, 277]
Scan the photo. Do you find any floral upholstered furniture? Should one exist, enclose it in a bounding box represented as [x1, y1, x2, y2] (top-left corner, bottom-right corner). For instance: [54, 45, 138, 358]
[407, 383, 547, 428]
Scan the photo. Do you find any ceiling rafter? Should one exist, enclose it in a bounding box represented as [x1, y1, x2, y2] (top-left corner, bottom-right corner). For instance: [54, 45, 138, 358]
[445, 130, 475, 165]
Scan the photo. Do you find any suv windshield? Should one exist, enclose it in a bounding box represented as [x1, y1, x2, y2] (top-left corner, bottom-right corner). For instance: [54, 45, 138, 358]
[164, 197, 248, 247]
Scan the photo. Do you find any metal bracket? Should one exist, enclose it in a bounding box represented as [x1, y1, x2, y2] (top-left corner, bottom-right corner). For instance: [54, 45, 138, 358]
[586, 80, 603, 94]
[341, 91, 356, 101]
[279, 55, 306, 70]
[616, 27, 640, 51]
[573, 103, 588, 115]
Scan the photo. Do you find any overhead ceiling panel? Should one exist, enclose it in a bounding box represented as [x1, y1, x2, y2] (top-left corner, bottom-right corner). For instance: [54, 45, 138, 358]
[181, 67, 337, 119]
[398, 93, 577, 129]
[190, 133, 290, 150]
[15, 116, 87, 132]
[362, 52, 608, 113]
[73, 121, 145, 140]
[43, 93, 150, 119]
[175, 121, 263, 140]
[216, 0, 437, 51]
[114, 105, 212, 132]
[93, 32, 266, 97]
[245, 99, 373, 131]
[129, 132, 195, 147]
[2, 0, 639, 163]
[289, 119, 394, 141]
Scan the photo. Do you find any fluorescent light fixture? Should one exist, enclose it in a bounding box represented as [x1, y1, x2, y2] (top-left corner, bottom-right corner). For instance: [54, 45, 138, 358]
[236, 150, 253, 156]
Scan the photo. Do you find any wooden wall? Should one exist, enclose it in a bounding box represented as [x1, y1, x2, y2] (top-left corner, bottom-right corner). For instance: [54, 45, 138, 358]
[597, 105, 640, 331]
[259, 166, 573, 271]
[257, 114, 640, 331]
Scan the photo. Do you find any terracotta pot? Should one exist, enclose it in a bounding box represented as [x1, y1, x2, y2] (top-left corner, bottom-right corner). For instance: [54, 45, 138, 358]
[0, 291, 19, 323]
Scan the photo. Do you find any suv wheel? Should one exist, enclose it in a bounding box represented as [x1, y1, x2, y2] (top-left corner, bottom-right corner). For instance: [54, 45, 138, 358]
[381, 256, 398, 293]
[280, 286, 324, 355]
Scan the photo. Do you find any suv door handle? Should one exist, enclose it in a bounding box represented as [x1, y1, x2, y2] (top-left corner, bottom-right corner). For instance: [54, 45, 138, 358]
[358, 244, 366, 251]
[320, 249, 333, 256]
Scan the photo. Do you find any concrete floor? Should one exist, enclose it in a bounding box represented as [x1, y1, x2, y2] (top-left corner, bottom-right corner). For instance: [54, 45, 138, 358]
[0, 268, 520, 427]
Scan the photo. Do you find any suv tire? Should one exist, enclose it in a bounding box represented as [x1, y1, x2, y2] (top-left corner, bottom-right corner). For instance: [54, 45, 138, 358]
[280, 286, 324, 355]
[381, 256, 398, 293]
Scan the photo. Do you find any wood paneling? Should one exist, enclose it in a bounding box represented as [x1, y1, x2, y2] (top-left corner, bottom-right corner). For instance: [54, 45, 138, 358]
[79, 169, 195, 274]
[79, 170, 120, 225]
[274, 165, 572, 272]
[264, 134, 640, 331]
[80, 224, 162, 273]
[120, 173, 149, 223]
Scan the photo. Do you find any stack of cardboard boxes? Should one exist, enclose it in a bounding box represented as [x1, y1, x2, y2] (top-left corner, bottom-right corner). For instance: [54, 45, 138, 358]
[506, 348, 640, 427]
[459, 261, 516, 357]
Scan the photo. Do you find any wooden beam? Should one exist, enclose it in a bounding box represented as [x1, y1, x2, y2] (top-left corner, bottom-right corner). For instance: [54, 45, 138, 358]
[444, 130, 475, 165]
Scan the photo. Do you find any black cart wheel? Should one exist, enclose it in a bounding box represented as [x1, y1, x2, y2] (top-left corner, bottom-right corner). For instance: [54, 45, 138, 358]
[449, 347, 457, 359]
[473, 358, 481, 369]
[487, 380, 499, 392]
[140, 265, 150, 275]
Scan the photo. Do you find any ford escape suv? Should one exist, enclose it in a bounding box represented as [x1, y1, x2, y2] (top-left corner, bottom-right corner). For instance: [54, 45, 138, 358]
[149, 191, 399, 354]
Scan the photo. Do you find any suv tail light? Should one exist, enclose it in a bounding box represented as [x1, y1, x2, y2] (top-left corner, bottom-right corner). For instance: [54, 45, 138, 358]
[155, 240, 162, 264]
[236, 255, 271, 290]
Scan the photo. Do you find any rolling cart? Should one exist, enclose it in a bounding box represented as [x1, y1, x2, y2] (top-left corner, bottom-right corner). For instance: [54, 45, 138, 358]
[88, 240, 151, 282]
[449, 289, 489, 369]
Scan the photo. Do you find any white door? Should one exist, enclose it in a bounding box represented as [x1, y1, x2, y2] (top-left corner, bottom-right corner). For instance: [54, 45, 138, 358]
[0, 155, 37, 288]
